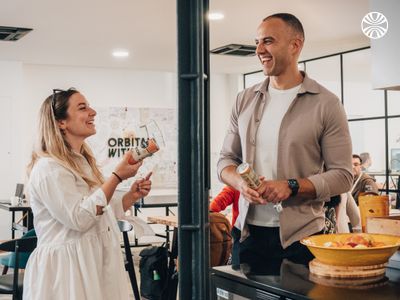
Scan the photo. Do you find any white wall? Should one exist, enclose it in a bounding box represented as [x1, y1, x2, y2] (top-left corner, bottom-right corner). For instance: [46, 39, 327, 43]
[210, 73, 242, 196]
[0, 61, 239, 239]
[0, 61, 24, 239]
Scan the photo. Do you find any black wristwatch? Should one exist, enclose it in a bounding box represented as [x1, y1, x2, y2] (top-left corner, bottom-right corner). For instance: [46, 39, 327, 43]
[287, 179, 299, 197]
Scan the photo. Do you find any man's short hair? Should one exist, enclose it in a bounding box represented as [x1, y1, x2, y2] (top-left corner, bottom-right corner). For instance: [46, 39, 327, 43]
[263, 13, 305, 40]
[352, 154, 362, 163]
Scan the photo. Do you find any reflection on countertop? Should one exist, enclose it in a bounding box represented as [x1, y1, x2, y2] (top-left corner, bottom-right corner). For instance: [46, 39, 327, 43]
[212, 258, 400, 299]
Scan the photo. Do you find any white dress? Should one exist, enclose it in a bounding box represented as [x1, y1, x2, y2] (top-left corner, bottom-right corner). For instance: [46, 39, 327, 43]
[23, 156, 130, 300]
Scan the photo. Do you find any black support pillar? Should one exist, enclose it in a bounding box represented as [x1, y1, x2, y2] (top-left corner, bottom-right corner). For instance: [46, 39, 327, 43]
[177, 0, 210, 299]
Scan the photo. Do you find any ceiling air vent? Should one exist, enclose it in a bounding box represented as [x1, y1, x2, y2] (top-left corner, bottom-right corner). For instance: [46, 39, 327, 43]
[0, 26, 33, 41]
[210, 44, 256, 57]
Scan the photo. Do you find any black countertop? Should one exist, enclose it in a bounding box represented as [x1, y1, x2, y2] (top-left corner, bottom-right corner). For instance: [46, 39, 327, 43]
[211, 259, 400, 300]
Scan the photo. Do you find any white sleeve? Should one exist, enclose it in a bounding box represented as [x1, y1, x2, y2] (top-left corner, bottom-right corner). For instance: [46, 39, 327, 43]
[336, 195, 349, 233]
[36, 167, 106, 232]
[346, 192, 361, 230]
[109, 194, 126, 220]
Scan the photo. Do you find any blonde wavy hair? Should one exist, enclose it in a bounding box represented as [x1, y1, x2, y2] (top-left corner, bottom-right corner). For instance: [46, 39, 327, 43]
[27, 88, 104, 187]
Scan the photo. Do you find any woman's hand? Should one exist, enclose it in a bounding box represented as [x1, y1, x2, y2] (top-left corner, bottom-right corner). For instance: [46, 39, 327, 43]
[129, 172, 152, 200]
[113, 151, 143, 181]
[95, 205, 104, 216]
[122, 172, 152, 211]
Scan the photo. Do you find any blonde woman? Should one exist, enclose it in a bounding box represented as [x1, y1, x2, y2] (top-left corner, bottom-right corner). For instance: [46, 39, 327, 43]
[23, 88, 151, 300]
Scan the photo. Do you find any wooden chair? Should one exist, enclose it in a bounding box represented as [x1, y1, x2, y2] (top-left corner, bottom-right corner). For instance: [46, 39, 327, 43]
[0, 236, 37, 300]
[117, 220, 140, 300]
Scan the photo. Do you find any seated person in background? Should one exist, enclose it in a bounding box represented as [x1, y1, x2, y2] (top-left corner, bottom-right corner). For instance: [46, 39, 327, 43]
[359, 152, 372, 172]
[351, 154, 379, 204]
[210, 186, 240, 265]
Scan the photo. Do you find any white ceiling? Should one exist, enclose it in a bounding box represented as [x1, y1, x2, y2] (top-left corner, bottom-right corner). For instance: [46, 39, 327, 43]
[0, 0, 370, 74]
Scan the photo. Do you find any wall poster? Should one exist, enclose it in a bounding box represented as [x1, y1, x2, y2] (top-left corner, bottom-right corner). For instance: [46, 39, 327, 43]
[88, 107, 177, 189]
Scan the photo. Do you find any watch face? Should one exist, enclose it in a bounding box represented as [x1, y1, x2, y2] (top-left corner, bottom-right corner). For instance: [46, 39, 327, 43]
[288, 179, 299, 196]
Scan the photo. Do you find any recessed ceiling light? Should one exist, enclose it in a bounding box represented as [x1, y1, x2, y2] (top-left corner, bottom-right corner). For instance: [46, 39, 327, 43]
[112, 50, 129, 58]
[208, 12, 224, 20]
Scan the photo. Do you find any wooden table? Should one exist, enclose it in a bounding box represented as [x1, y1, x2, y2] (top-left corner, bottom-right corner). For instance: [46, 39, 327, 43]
[147, 215, 178, 228]
[0, 202, 33, 238]
[134, 202, 177, 246]
[147, 215, 178, 300]
[147, 215, 178, 249]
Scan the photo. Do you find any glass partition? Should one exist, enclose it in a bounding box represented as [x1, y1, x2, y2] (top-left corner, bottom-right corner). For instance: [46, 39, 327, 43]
[388, 118, 400, 171]
[387, 91, 400, 116]
[244, 71, 264, 88]
[348, 119, 385, 172]
[343, 49, 384, 118]
[305, 56, 341, 101]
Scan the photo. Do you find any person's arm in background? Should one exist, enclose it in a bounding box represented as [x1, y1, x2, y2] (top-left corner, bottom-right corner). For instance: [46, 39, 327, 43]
[346, 192, 361, 232]
[210, 186, 237, 212]
[364, 176, 380, 194]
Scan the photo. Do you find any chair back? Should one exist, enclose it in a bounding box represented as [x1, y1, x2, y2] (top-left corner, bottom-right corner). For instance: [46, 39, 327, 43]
[117, 220, 140, 300]
[0, 237, 37, 253]
[0, 229, 37, 270]
[118, 219, 133, 232]
[0, 237, 37, 300]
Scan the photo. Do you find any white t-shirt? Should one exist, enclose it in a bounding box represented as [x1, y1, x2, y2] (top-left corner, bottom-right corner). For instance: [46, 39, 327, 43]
[247, 83, 301, 227]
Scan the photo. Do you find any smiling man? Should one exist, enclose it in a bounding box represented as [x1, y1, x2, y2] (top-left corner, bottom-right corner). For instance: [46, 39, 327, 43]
[218, 13, 353, 265]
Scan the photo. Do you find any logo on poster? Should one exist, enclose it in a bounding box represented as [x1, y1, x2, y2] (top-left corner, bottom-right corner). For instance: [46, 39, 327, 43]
[107, 137, 148, 158]
[361, 12, 388, 39]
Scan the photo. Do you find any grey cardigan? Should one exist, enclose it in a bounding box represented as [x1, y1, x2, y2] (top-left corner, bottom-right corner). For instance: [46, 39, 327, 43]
[217, 72, 353, 248]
